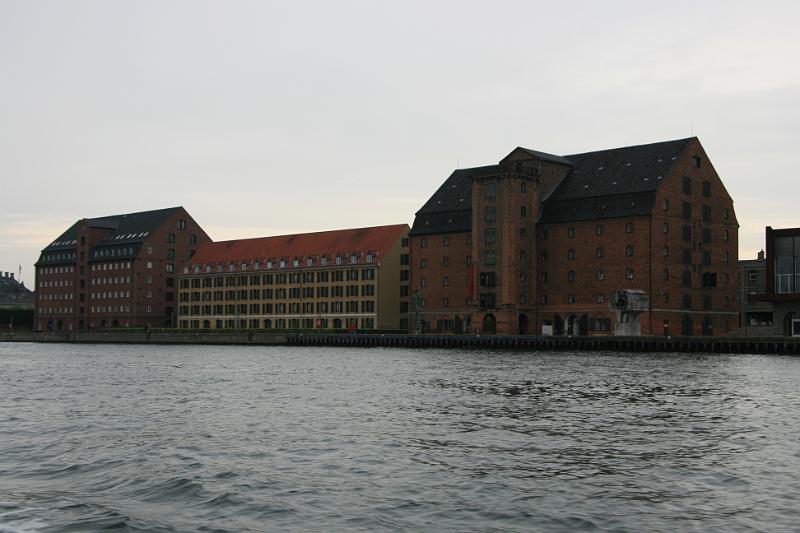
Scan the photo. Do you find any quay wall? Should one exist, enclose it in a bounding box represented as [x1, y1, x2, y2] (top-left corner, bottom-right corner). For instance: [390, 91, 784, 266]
[2, 331, 800, 354]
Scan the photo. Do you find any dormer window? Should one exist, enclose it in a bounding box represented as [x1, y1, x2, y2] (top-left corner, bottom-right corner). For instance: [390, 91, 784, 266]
[241, 263, 248, 271]
[692, 156, 701, 168]
[228, 264, 235, 272]
[293, 259, 299, 267]
[321, 257, 328, 266]
[350, 255, 358, 264]
[307, 258, 313, 267]
[280, 260, 286, 268]
[367, 254, 373, 263]
[336, 256, 342, 265]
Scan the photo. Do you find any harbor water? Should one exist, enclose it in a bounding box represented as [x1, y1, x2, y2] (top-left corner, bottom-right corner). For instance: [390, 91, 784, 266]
[1, 343, 799, 532]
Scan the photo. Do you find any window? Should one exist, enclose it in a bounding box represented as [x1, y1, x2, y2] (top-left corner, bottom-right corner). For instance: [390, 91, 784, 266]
[626, 268, 634, 280]
[663, 269, 669, 280]
[702, 272, 717, 288]
[189, 234, 197, 245]
[485, 182, 496, 200]
[748, 271, 758, 283]
[626, 245, 634, 257]
[663, 222, 669, 233]
[568, 249, 576, 260]
[442, 236, 449, 247]
[723, 208, 730, 220]
[703, 180, 711, 197]
[683, 248, 692, 265]
[568, 270, 576, 282]
[596, 270, 604, 280]
[420, 238, 427, 249]
[519, 272, 526, 281]
[683, 271, 692, 288]
[479, 272, 497, 288]
[568, 294, 576, 304]
[683, 294, 692, 309]
[683, 225, 692, 242]
[166, 263, 174, 273]
[520, 228, 527, 239]
[167, 233, 175, 243]
[692, 156, 701, 168]
[178, 219, 187, 230]
[521, 182, 527, 193]
[702, 205, 711, 223]
[596, 247, 604, 258]
[520, 206, 527, 217]
[520, 250, 526, 261]
[568, 227, 576, 238]
[703, 250, 711, 266]
[625, 222, 633, 233]
[443, 257, 449, 267]
[420, 258, 427, 268]
[596, 294, 605, 304]
[663, 246, 669, 256]
[702, 228, 711, 244]
[540, 295, 548, 304]
[703, 295, 711, 310]
[420, 277, 427, 288]
[485, 206, 496, 223]
[682, 202, 691, 220]
[596, 224, 604, 236]
[683, 176, 692, 194]
[146, 261, 153, 269]
[485, 228, 496, 245]
[442, 298, 449, 308]
[662, 199, 669, 210]
[485, 250, 496, 266]
[442, 276, 449, 286]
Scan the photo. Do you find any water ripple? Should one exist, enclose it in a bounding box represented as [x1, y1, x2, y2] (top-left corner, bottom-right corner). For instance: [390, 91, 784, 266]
[1, 344, 799, 531]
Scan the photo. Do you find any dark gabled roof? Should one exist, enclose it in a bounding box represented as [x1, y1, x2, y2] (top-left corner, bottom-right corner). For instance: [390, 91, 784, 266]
[539, 191, 656, 224]
[504, 147, 574, 167]
[412, 137, 698, 231]
[548, 138, 693, 201]
[42, 207, 182, 252]
[416, 165, 497, 214]
[410, 165, 497, 236]
[189, 224, 408, 267]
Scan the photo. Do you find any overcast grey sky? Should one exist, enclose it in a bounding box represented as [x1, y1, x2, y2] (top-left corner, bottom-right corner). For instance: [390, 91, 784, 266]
[1, 0, 798, 285]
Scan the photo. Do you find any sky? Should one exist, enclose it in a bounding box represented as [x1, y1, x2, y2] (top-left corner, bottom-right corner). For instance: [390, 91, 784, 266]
[1, 0, 799, 286]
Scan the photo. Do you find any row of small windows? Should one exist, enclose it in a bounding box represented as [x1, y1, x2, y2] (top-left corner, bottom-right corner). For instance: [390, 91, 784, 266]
[93, 247, 135, 258]
[39, 266, 75, 275]
[39, 292, 74, 300]
[91, 291, 132, 299]
[91, 305, 136, 313]
[179, 301, 377, 316]
[39, 279, 73, 288]
[180, 285, 376, 301]
[179, 269, 378, 289]
[178, 317, 376, 330]
[187, 254, 376, 274]
[91, 262, 132, 271]
[38, 306, 73, 315]
[41, 251, 77, 262]
[91, 276, 132, 285]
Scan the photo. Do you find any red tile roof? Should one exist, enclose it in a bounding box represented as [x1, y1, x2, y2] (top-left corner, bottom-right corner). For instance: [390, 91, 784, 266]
[189, 224, 409, 270]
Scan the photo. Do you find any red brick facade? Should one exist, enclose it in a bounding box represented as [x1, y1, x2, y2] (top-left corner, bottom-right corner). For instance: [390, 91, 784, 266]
[410, 138, 739, 336]
[35, 207, 210, 331]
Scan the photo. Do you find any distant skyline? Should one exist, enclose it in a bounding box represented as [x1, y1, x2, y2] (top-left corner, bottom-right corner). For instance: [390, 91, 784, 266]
[2, 0, 799, 285]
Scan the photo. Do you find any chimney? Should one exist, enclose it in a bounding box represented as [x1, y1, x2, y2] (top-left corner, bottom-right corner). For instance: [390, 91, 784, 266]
[10, 273, 14, 280]
[757, 249, 765, 261]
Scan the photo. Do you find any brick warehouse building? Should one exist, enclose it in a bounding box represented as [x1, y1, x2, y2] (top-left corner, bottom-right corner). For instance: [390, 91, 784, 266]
[177, 225, 410, 331]
[409, 137, 739, 336]
[35, 207, 210, 331]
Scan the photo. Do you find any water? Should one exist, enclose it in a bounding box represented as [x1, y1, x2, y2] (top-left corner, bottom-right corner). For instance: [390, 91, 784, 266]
[1, 343, 799, 532]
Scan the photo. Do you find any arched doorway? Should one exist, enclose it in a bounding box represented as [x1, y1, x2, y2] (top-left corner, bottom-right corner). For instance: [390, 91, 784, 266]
[518, 314, 529, 335]
[482, 314, 496, 335]
[785, 312, 796, 336]
[702, 315, 713, 336]
[565, 315, 578, 336]
[554, 314, 564, 336]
